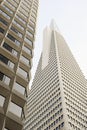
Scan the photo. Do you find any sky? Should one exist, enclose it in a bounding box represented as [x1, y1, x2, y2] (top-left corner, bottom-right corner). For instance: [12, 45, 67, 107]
[30, 0, 87, 87]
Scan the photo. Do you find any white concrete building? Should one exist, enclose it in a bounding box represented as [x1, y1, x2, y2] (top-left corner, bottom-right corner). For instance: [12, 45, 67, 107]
[24, 21, 87, 130]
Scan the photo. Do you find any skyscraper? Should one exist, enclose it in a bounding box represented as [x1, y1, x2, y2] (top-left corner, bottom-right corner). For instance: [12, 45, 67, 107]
[0, 0, 39, 130]
[24, 21, 87, 130]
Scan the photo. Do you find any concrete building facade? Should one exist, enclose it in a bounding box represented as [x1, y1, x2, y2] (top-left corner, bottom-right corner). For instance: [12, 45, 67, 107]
[0, 0, 39, 130]
[24, 21, 87, 130]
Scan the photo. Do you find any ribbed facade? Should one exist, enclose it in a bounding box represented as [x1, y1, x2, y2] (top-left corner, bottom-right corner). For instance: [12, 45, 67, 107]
[0, 0, 39, 130]
[24, 22, 87, 130]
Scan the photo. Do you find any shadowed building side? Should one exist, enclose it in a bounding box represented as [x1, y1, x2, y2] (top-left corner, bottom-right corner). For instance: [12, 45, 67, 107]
[0, 0, 39, 130]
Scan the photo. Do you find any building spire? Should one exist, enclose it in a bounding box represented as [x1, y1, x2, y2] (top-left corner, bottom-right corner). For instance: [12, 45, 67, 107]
[50, 19, 60, 33]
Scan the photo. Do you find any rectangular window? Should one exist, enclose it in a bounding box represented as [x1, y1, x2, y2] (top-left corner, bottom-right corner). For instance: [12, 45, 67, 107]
[17, 67, 28, 79]
[5, 0, 16, 10]
[23, 46, 32, 56]
[11, 26, 23, 38]
[0, 17, 8, 26]
[30, 19, 35, 26]
[2, 4, 13, 14]
[0, 9, 10, 19]
[3, 42, 18, 56]
[28, 24, 34, 32]
[16, 15, 26, 25]
[13, 20, 24, 31]
[9, 102, 22, 117]
[13, 82, 25, 95]
[30, 15, 36, 22]
[0, 54, 14, 69]
[26, 30, 33, 38]
[7, 34, 20, 46]
[0, 27, 5, 34]
[0, 95, 5, 107]
[20, 55, 30, 65]
[24, 37, 32, 46]
[0, 72, 11, 85]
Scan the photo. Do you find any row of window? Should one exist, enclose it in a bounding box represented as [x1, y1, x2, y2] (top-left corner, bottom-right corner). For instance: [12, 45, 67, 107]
[67, 108, 87, 124]
[0, 72, 26, 96]
[68, 115, 87, 128]
[27, 101, 62, 127]
[26, 94, 61, 125]
[65, 92, 86, 113]
[62, 75, 87, 96]
[28, 75, 59, 105]
[37, 115, 64, 130]
[62, 77, 86, 98]
[0, 9, 11, 19]
[65, 97, 86, 118]
[28, 108, 63, 130]
[69, 122, 87, 130]
[5, 0, 17, 10]
[64, 84, 87, 108]
[61, 66, 86, 87]
[28, 84, 60, 115]
[0, 54, 29, 79]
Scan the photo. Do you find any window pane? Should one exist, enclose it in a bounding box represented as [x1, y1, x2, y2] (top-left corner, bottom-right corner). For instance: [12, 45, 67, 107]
[3, 42, 18, 56]
[24, 37, 32, 46]
[0, 95, 5, 107]
[17, 67, 28, 79]
[20, 55, 30, 65]
[0, 54, 14, 69]
[23, 46, 31, 55]
[13, 82, 25, 95]
[9, 102, 22, 117]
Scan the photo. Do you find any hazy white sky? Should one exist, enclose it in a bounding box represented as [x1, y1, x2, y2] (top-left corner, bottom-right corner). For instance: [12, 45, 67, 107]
[30, 0, 87, 87]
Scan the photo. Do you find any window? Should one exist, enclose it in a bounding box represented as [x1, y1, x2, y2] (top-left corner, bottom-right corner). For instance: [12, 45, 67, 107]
[2, 4, 13, 14]
[0, 54, 9, 65]
[3, 42, 18, 56]
[0, 72, 4, 81]
[9, 102, 22, 117]
[17, 67, 28, 79]
[0, 17, 8, 26]
[20, 55, 30, 65]
[13, 82, 25, 95]
[24, 37, 32, 46]
[0, 95, 5, 107]
[0, 27, 5, 34]
[13, 20, 24, 31]
[5, 0, 16, 10]
[0, 54, 14, 69]
[30, 19, 35, 26]
[0, 72, 11, 85]
[0, 9, 10, 19]
[7, 34, 20, 46]
[23, 46, 32, 56]
[11, 26, 23, 38]
[16, 15, 26, 25]
[28, 24, 34, 32]
[26, 30, 33, 38]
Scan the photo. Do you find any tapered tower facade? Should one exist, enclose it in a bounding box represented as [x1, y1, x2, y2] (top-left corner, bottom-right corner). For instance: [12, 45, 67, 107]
[0, 0, 39, 130]
[24, 21, 87, 130]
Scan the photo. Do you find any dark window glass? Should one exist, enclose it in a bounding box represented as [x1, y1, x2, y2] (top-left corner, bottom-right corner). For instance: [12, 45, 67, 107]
[0, 27, 5, 33]
[7, 34, 15, 42]
[7, 34, 20, 46]
[0, 72, 4, 81]
[3, 42, 12, 52]
[0, 17, 8, 25]
[0, 54, 8, 64]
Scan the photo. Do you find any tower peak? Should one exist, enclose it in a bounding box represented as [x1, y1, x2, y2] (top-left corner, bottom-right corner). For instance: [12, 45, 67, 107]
[50, 19, 60, 33]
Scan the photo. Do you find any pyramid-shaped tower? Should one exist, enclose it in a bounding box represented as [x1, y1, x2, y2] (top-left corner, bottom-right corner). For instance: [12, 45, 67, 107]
[24, 21, 87, 130]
